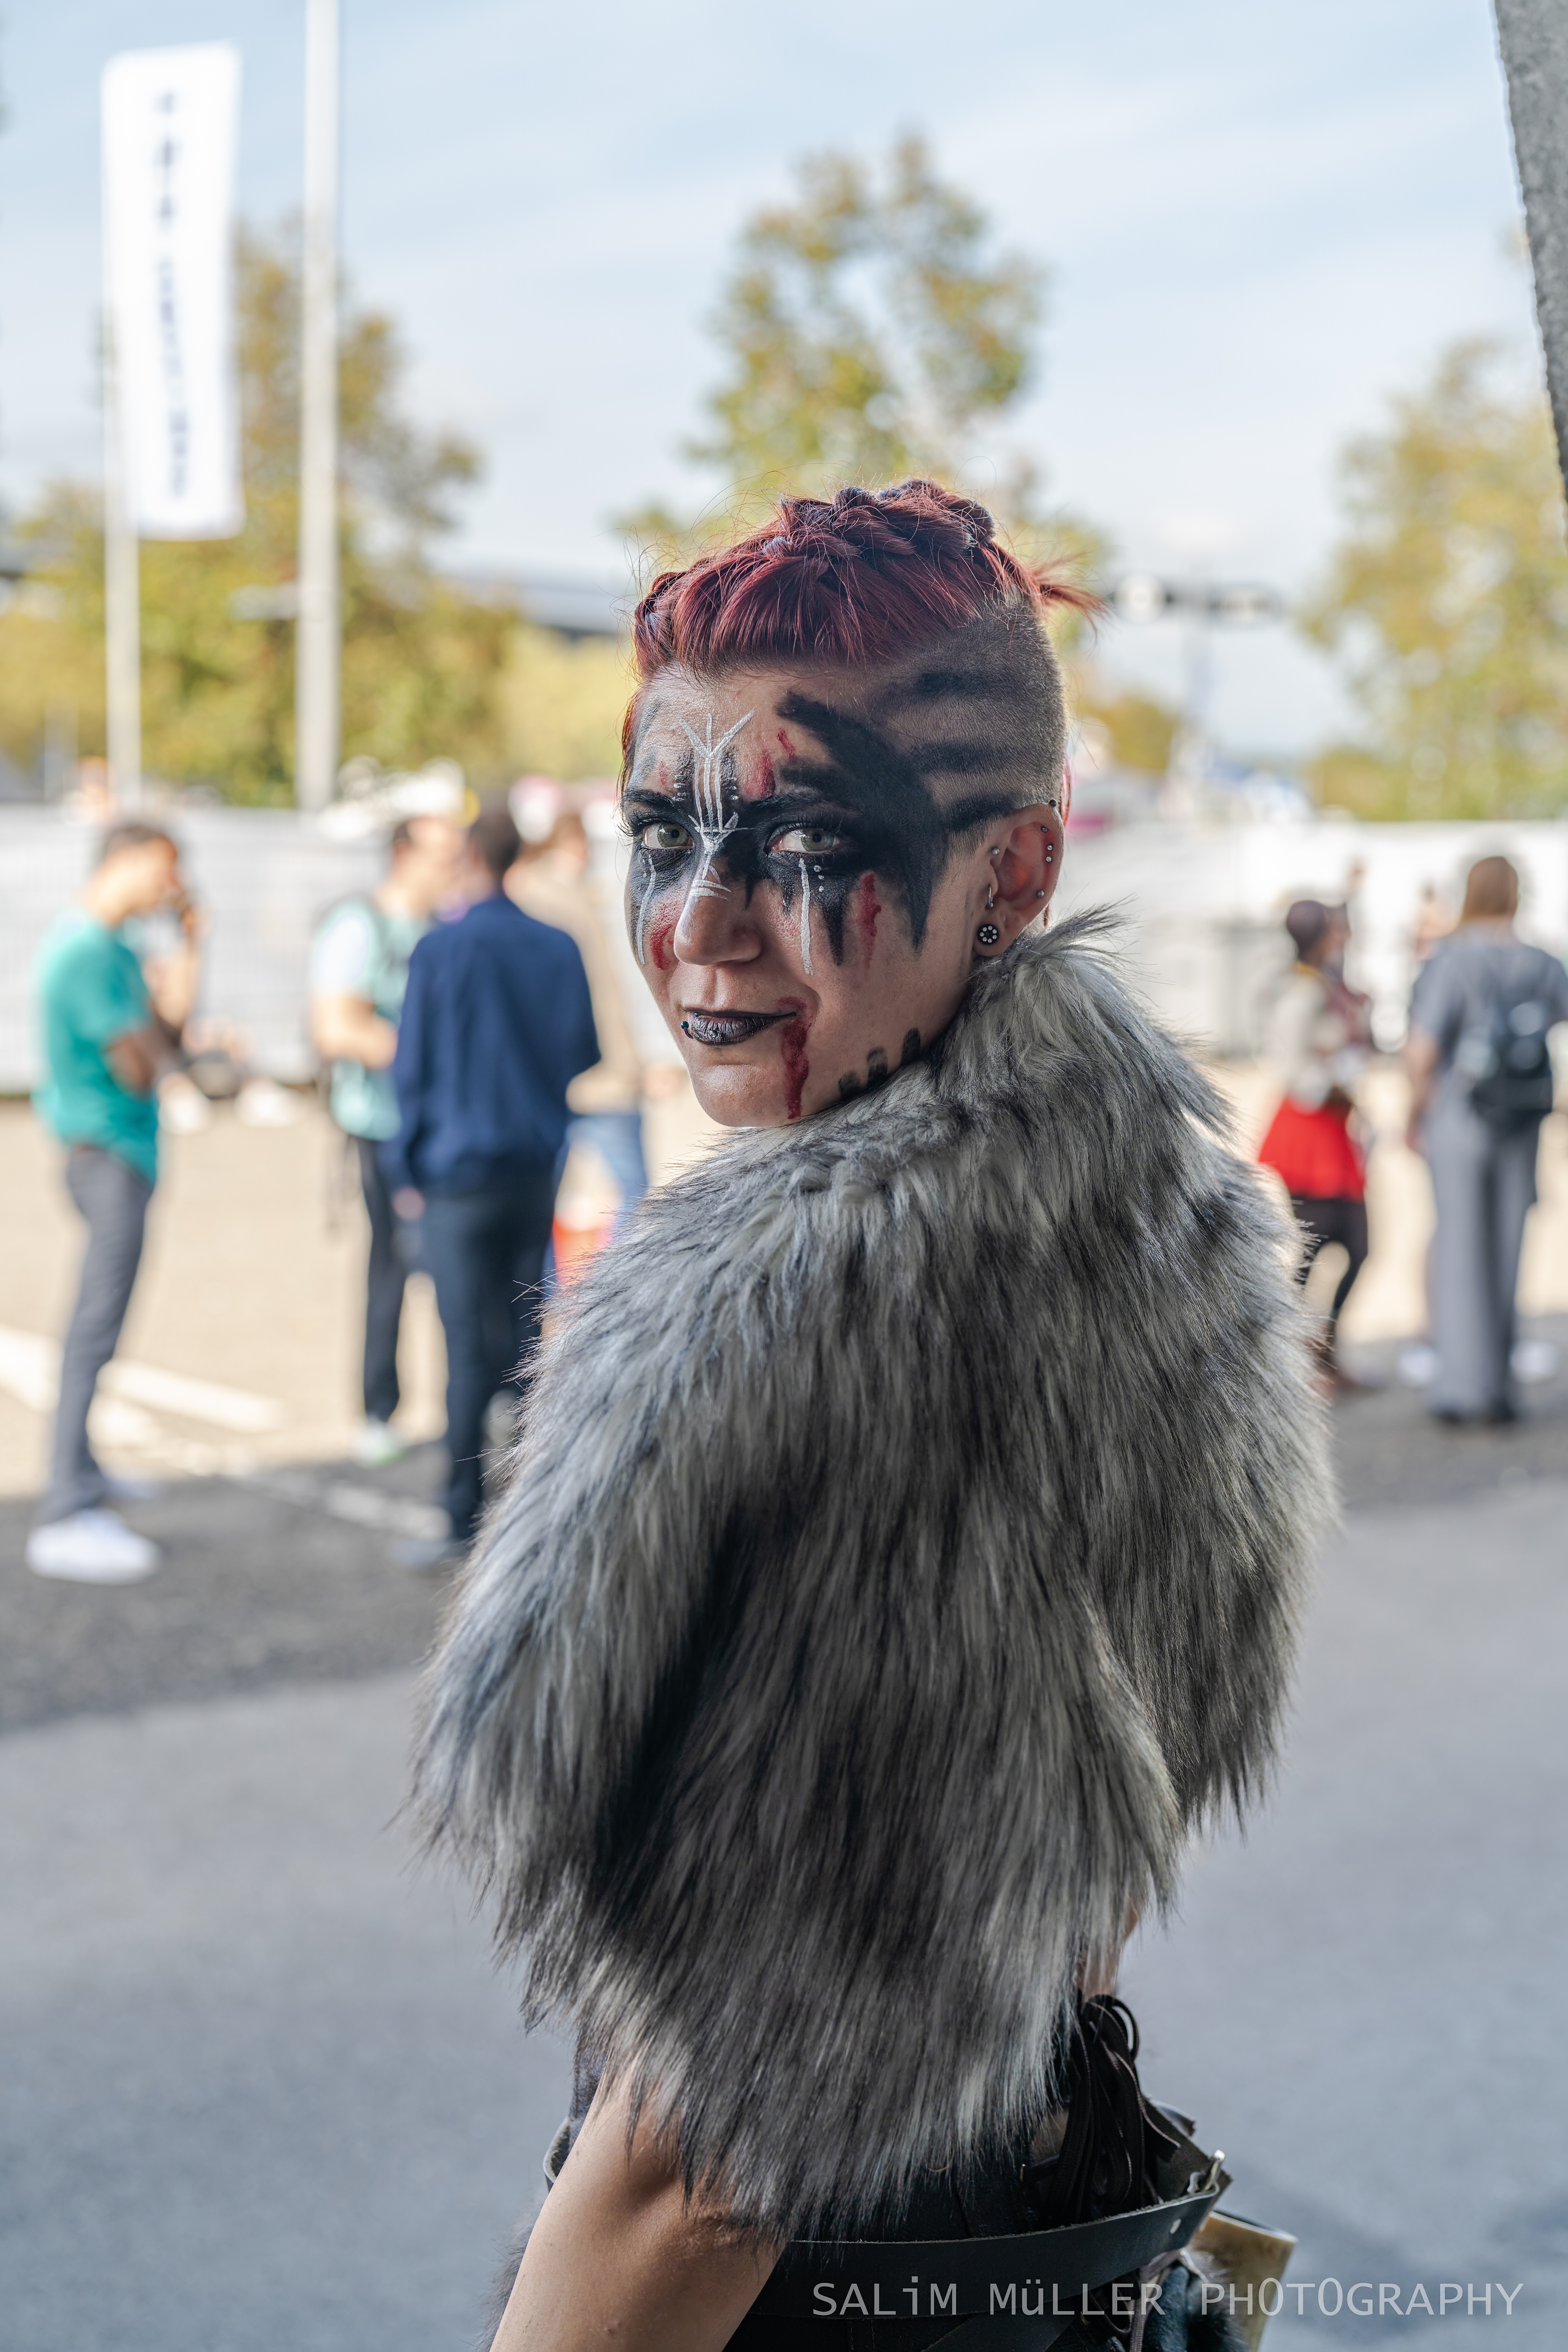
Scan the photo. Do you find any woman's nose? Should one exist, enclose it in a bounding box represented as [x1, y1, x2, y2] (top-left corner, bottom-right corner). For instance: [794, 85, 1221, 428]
[672, 864, 761, 965]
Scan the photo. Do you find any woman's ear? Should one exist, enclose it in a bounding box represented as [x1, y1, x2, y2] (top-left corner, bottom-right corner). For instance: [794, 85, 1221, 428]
[983, 802, 1065, 951]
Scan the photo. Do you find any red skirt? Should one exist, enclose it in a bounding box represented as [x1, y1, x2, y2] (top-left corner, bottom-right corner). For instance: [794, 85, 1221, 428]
[1258, 1097, 1365, 1201]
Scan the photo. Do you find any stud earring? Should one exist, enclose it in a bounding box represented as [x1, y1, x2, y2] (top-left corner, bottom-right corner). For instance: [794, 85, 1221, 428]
[1034, 889, 1047, 899]
[976, 922, 1002, 947]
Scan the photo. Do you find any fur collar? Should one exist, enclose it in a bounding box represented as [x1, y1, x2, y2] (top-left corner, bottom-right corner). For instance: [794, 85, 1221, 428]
[413, 920, 1329, 2241]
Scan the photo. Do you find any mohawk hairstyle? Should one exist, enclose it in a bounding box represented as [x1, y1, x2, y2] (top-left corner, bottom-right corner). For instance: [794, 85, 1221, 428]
[621, 480, 1096, 776]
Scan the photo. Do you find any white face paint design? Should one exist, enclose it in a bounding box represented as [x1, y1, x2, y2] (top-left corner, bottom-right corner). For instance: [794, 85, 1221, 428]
[633, 707, 756, 967]
[797, 857, 813, 975]
[676, 708, 754, 903]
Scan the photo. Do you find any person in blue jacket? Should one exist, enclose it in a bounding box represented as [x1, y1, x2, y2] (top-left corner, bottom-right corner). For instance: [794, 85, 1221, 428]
[390, 802, 597, 1566]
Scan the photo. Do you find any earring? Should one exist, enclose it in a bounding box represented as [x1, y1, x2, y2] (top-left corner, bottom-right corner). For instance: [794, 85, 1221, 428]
[976, 922, 1002, 947]
[986, 883, 996, 910]
[1044, 843, 1054, 863]
[1034, 889, 1047, 899]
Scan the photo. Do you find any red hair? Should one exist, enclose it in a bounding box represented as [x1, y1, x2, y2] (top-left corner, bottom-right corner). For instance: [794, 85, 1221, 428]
[623, 480, 1095, 766]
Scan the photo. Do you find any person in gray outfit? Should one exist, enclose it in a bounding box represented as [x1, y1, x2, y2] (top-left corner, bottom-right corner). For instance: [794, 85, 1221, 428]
[1406, 855, 1568, 1424]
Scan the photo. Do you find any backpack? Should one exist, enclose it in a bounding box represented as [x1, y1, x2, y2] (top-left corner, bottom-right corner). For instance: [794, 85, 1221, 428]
[1454, 989, 1556, 1132]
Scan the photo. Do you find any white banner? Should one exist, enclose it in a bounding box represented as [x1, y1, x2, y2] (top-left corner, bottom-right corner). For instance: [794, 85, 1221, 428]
[102, 44, 243, 539]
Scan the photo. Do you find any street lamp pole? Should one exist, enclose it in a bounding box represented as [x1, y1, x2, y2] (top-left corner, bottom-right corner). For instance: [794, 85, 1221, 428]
[1109, 575, 1284, 810]
[295, 0, 340, 811]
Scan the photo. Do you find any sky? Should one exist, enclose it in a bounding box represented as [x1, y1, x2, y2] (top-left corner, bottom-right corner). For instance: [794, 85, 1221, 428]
[0, 0, 1543, 759]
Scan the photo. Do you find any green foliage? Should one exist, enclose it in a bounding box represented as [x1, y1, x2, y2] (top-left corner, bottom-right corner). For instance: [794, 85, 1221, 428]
[695, 134, 1040, 491]
[620, 135, 1092, 584]
[1073, 685, 1178, 777]
[1303, 340, 1568, 819]
[0, 227, 512, 802]
[499, 624, 633, 781]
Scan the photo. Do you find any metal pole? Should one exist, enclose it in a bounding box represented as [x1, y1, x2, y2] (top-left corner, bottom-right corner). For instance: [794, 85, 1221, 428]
[295, 0, 341, 810]
[102, 297, 142, 809]
[1494, 0, 1568, 489]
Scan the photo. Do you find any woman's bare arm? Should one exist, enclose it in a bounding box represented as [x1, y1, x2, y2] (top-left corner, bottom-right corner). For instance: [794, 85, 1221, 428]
[1404, 1027, 1439, 1149]
[490, 2075, 777, 2352]
[309, 990, 399, 1068]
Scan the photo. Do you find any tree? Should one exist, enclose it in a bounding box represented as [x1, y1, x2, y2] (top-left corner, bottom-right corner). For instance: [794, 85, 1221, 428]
[1071, 688, 1178, 778]
[498, 623, 632, 782]
[623, 136, 1089, 578]
[1303, 340, 1568, 820]
[0, 227, 515, 802]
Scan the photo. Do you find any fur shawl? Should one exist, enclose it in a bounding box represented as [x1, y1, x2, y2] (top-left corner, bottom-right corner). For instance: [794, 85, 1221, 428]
[412, 921, 1328, 2242]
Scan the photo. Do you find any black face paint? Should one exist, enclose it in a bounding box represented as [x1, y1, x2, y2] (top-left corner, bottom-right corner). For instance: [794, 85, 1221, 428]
[622, 717, 878, 970]
[773, 692, 1019, 948]
[835, 1040, 911, 1102]
[622, 690, 1020, 967]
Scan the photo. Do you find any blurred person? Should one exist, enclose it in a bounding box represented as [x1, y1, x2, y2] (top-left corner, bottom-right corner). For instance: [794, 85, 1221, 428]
[389, 803, 596, 1567]
[1412, 881, 1455, 967]
[411, 483, 1324, 2351]
[506, 808, 649, 1224]
[1406, 854, 1568, 1424]
[309, 813, 465, 1465]
[25, 824, 199, 1584]
[1258, 898, 1374, 1388]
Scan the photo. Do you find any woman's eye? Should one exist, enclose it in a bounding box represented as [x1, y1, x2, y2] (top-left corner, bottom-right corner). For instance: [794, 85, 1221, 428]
[639, 821, 693, 853]
[772, 825, 847, 858]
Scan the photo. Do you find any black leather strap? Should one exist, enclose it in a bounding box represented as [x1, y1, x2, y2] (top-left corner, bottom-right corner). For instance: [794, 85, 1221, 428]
[754, 2186, 1220, 2321]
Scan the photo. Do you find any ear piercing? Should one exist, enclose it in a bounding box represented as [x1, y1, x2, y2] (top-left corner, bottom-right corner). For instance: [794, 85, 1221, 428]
[976, 922, 1002, 947]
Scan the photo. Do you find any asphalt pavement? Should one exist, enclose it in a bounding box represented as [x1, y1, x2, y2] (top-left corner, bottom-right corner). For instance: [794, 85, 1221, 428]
[2, 1332, 1566, 2350]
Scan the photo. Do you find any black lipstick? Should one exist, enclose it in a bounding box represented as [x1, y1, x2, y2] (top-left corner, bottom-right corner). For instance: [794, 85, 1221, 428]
[679, 1011, 786, 1047]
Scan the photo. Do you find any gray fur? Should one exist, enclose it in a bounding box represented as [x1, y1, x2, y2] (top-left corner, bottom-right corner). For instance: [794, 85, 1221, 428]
[412, 919, 1329, 2245]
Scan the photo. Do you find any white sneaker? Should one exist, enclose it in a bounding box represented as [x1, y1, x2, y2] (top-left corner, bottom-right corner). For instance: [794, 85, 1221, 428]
[353, 1418, 407, 1468]
[26, 1509, 162, 1584]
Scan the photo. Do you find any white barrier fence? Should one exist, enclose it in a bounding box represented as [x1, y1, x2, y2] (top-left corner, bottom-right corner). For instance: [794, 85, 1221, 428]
[1055, 816, 1568, 1055]
[4, 806, 1566, 1092]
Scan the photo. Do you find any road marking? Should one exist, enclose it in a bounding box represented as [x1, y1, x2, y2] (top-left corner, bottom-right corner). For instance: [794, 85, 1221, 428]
[240, 1466, 447, 1543]
[0, 1325, 286, 1433]
[0, 1327, 56, 1412]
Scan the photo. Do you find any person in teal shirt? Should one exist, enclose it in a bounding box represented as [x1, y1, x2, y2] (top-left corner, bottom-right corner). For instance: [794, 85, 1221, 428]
[27, 822, 200, 1584]
[308, 811, 463, 1465]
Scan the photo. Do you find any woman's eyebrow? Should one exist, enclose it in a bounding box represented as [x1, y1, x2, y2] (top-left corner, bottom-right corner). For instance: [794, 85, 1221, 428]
[624, 779, 856, 819]
[622, 780, 684, 812]
[750, 782, 857, 814]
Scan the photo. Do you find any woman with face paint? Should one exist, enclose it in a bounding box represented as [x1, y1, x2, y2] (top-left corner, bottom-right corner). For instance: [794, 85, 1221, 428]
[414, 484, 1327, 2351]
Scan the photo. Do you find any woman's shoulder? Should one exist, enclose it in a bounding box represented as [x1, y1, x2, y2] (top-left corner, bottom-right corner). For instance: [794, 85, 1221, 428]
[559, 922, 1268, 1407]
